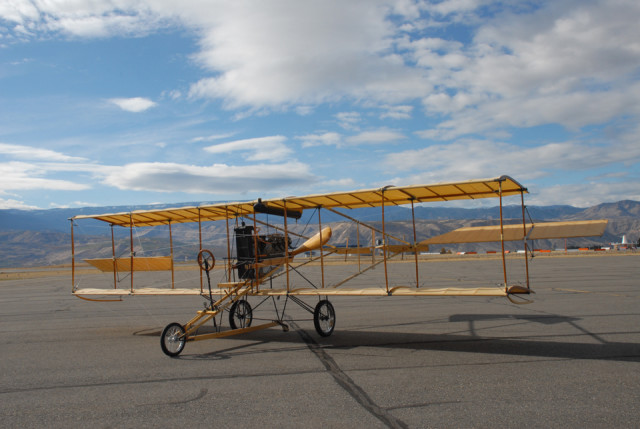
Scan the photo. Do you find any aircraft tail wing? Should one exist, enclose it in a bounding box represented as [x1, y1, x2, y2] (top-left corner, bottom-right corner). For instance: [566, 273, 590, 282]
[421, 220, 608, 245]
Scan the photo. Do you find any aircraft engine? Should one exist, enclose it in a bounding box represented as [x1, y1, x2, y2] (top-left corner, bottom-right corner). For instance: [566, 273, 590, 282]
[234, 225, 292, 279]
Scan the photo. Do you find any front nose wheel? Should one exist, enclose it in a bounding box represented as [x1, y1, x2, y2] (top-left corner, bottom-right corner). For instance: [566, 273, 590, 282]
[161, 322, 186, 357]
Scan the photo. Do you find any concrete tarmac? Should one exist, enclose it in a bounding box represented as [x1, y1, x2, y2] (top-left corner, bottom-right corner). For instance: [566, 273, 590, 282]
[1, 254, 639, 428]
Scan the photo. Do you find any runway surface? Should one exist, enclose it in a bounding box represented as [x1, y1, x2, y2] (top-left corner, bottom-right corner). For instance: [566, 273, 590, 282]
[1, 254, 639, 428]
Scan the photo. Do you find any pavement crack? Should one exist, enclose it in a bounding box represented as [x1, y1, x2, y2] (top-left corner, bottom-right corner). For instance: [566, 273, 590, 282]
[290, 320, 408, 429]
[137, 388, 208, 407]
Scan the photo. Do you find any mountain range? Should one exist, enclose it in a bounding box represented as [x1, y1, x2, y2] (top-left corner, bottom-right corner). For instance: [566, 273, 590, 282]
[1, 200, 638, 268]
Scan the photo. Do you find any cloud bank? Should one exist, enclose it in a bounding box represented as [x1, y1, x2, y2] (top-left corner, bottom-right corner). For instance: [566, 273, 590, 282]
[1, 0, 638, 208]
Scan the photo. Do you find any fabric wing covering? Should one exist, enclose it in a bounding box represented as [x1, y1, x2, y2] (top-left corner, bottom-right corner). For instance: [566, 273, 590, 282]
[71, 176, 527, 227]
[421, 220, 609, 245]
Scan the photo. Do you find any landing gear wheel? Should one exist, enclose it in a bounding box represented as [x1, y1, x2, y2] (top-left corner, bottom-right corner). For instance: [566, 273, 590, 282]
[160, 323, 186, 357]
[313, 300, 335, 337]
[197, 249, 215, 272]
[229, 300, 253, 329]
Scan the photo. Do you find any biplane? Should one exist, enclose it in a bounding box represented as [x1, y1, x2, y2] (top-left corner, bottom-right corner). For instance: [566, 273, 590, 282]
[69, 176, 607, 357]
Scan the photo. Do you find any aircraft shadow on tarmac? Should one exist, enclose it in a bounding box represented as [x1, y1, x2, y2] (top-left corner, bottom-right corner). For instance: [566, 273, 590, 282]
[140, 313, 640, 363]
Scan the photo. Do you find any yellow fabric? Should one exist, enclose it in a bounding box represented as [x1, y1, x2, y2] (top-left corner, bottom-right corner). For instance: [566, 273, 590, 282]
[72, 176, 526, 227]
[421, 220, 608, 244]
[85, 257, 173, 272]
[73, 287, 203, 295]
[74, 285, 512, 297]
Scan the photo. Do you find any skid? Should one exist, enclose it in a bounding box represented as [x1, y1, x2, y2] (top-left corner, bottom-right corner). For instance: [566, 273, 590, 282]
[188, 321, 286, 342]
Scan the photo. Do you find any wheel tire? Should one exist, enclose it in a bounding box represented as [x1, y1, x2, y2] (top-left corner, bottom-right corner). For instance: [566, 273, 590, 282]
[160, 323, 186, 357]
[313, 300, 335, 337]
[229, 300, 253, 329]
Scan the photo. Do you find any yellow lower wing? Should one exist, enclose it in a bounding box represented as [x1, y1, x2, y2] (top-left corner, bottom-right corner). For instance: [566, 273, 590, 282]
[85, 256, 173, 272]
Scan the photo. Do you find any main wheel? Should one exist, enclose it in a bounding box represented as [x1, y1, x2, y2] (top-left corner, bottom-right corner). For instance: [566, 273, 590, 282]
[229, 300, 253, 329]
[313, 300, 335, 337]
[160, 323, 186, 357]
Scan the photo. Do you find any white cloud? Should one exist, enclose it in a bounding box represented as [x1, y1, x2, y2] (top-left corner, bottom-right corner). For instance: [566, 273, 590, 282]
[334, 112, 362, 130]
[380, 105, 413, 120]
[5, 1, 638, 136]
[298, 132, 342, 148]
[318, 178, 357, 189]
[160, 89, 183, 100]
[346, 129, 406, 145]
[2, 0, 639, 209]
[109, 97, 157, 113]
[182, 1, 430, 109]
[0, 1, 170, 38]
[529, 181, 640, 207]
[0, 161, 91, 191]
[0, 1, 40, 26]
[0, 198, 39, 210]
[190, 132, 237, 143]
[412, 0, 640, 138]
[0, 146, 319, 198]
[101, 161, 317, 193]
[384, 137, 640, 185]
[0, 143, 86, 162]
[48, 201, 101, 209]
[295, 105, 314, 116]
[204, 136, 292, 162]
[420, 81, 640, 140]
[335, 112, 362, 131]
[424, 0, 490, 17]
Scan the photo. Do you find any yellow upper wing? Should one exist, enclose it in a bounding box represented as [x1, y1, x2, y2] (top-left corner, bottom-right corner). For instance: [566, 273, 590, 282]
[72, 176, 527, 227]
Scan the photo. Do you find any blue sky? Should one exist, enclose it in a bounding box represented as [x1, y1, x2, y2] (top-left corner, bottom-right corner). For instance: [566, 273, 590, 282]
[1, 0, 639, 210]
